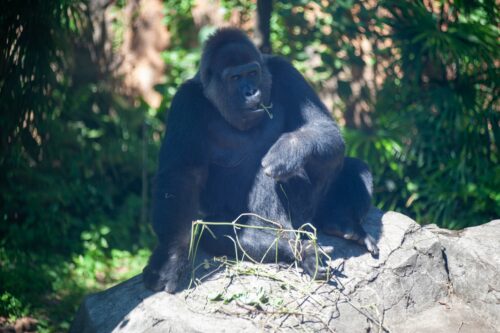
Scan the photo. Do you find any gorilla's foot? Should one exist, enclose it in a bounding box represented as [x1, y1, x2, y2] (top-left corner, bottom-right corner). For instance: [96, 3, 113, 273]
[361, 233, 379, 256]
[342, 230, 379, 257]
[142, 249, 189, 293]
[142, 268, 178, 293]
[323, 223, 379, 257]
[300, 241, 331, 281]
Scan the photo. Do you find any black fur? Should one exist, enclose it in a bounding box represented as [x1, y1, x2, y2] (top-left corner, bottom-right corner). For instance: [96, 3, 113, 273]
[143, 28, 378, 293]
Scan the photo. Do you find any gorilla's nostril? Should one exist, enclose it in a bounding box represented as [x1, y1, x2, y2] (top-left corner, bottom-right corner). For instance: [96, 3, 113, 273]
[245, 89, 258, 98]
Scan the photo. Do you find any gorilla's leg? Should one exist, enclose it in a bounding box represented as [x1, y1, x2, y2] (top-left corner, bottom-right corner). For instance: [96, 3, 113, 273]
[143, 240, 189, 292]
[143, 167, 206, 293]
[316, 157, 379, 255]
[241, 170, 332, 278]
[197, 163, 334, 279]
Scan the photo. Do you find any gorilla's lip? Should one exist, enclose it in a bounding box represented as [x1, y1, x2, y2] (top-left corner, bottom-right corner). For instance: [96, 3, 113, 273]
[242, 108, 265, 121]
[244, 108, 266, 115]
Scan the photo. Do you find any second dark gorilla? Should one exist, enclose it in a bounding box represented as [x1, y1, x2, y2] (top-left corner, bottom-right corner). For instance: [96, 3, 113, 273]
[143, 28, 378, 293]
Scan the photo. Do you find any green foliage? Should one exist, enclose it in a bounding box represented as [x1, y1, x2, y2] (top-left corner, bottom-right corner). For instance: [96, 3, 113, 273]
[0, 1, 156, 331]
[271, 0, 375, 82]
[0, 292, 28, 321]
[0, 244, 149, 331]
[370, 0, 499, 227]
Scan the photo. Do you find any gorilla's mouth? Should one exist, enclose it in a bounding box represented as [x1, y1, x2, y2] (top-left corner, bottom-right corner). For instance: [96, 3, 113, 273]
[232, 103, 273, 131]
[251, 102, 273, 119]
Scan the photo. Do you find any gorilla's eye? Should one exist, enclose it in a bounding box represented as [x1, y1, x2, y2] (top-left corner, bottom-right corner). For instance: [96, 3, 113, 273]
[231, 74, 241, 81]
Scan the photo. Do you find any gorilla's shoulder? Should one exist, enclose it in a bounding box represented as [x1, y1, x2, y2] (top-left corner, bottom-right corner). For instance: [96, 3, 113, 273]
[170, 77, 207, 107]
[166, 77, 208, 122]
[264, 55, 301, 81]
[264, 55, 292, 70]
[176, 76, 204, 95]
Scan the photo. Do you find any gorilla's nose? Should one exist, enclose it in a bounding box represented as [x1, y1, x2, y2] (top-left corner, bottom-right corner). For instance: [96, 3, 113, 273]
[245, 88, 259, 97]
[245, 89, 261, 107]
[245, 88, 260, 100]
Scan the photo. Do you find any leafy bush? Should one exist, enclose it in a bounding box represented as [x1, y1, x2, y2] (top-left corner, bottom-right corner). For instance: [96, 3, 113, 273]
[367, 0, 499, 227]
[0, 1, 157, 330]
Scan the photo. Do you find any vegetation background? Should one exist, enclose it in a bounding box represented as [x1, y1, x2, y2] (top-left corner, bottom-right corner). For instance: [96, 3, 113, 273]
[0, 0, 498, 331]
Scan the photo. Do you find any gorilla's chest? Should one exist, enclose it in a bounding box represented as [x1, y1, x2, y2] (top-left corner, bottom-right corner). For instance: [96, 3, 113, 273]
[200, 105, 284, 216]
[206, 105, 285, 167]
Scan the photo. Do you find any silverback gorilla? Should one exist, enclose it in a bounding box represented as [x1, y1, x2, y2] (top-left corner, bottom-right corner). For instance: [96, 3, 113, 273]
[143, 28, 378, 293]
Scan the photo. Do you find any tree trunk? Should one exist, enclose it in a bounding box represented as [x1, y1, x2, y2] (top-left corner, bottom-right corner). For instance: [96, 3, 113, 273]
[254, 0, 272, 54]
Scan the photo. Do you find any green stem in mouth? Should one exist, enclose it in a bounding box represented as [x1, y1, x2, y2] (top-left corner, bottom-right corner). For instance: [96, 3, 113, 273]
[260, 102, 274, 119]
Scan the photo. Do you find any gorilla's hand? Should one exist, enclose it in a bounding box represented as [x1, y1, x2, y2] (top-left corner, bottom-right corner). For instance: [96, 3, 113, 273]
[261, 133, 308, 181]
[142, 245, 189, 293]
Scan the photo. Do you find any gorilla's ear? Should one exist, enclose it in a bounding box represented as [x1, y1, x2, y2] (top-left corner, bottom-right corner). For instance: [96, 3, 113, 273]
[202, 68, 213, 85]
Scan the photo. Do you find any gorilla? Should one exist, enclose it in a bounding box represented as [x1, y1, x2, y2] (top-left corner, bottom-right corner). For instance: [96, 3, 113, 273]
[143, 28, 378, 293]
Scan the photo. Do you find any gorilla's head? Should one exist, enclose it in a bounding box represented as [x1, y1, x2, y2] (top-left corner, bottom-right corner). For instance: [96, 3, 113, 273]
[200, 28, 272, 131]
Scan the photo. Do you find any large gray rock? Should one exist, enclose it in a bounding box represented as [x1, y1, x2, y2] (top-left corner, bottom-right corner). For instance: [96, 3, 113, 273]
[70, 211, 500, 333]
[428, 220, 500, 330]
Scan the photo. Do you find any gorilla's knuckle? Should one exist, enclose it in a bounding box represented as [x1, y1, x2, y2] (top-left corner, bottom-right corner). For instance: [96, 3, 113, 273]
[264, 166, 274, 177]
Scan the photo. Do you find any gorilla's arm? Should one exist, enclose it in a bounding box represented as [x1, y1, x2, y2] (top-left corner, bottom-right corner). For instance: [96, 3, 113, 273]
[143, 80, 208, 292]
[262, 57, 345, 180]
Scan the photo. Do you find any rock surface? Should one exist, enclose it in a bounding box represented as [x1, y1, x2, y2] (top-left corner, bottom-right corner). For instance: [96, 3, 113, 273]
[70, 210, 500, 333]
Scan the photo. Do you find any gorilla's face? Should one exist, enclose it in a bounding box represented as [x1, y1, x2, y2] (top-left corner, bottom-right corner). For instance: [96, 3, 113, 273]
[203, 43, 272, 131]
